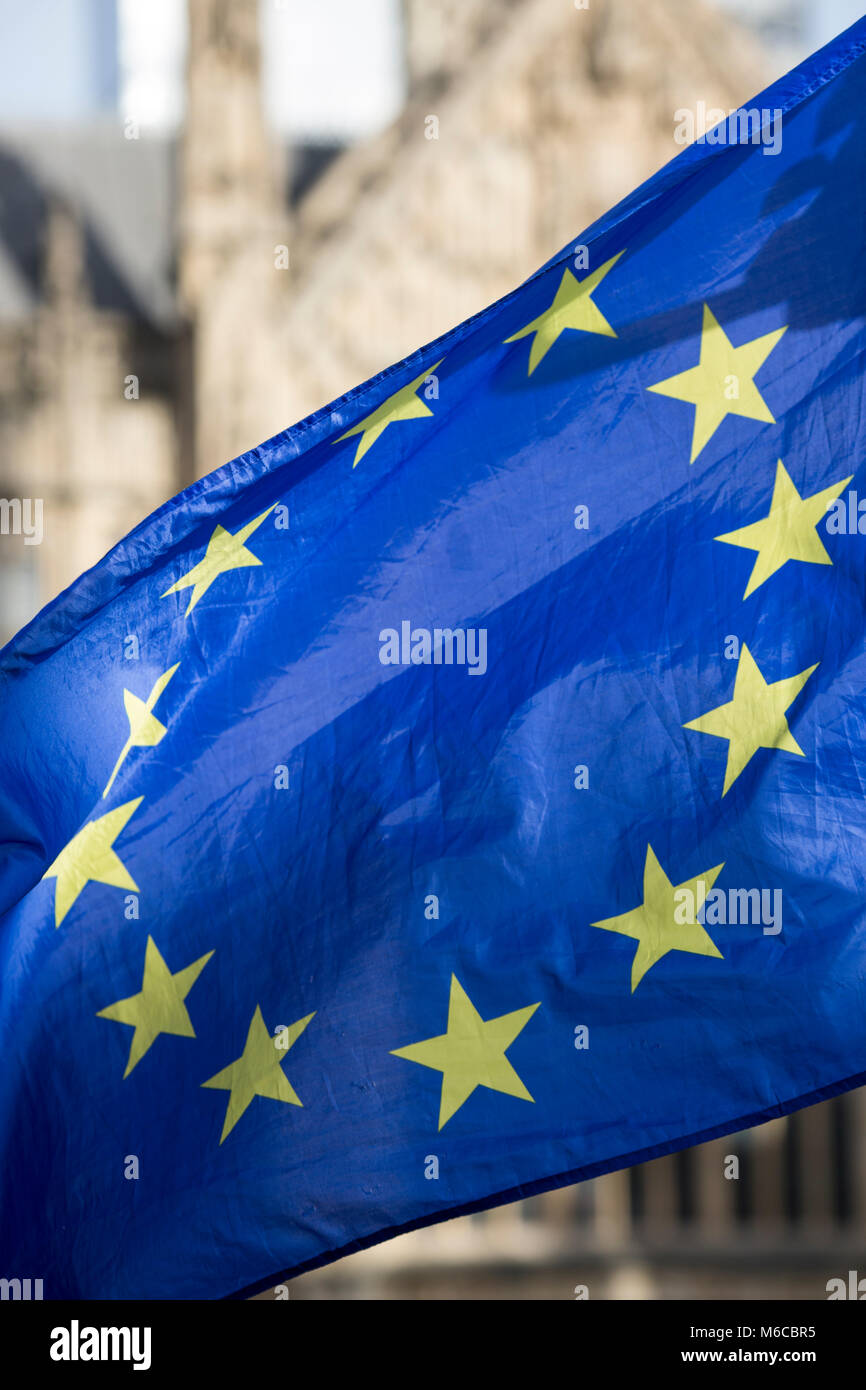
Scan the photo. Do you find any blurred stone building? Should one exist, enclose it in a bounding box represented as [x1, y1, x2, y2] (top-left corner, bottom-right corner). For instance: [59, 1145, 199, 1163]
[1, 0, 863, 1298]
[279, 1091, 866, 1299]
[0, 0, 768, 636]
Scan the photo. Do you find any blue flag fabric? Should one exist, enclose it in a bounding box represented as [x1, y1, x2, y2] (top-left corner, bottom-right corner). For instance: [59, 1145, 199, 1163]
[3, 21, 866, 1299]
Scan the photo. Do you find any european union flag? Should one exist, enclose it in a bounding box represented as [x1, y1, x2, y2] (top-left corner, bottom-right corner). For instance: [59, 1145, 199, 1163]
[2, 20, 866, 1299]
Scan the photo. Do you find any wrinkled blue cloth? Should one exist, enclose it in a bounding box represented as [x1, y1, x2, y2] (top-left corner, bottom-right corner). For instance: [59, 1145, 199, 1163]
[2, 19, 866, 1298]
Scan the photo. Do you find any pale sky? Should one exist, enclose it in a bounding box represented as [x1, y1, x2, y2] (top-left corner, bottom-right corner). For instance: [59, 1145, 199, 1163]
[120, 0, 406, 139]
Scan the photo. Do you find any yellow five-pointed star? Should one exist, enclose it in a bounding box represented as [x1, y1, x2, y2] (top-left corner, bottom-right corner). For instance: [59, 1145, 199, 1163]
[43, 797, 143, 928]
[591, 845, 724, 992]
[336, 359, 444, 467]
[161, 506, 275, 616]
[716, 459, 852, 598]
[97, 936, 214, 1078]
[103, 663, 180, 798]
[504, 251, 624, 374]
[391, 974, 539, 1130]
[202, 1005, 315, 1143]
[647, 304, 787, 462]
[684, 643, 817, 795]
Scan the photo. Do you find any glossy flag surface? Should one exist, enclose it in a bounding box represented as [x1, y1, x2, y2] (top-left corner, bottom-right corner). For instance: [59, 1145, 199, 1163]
[2, 19, 866, 1298]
